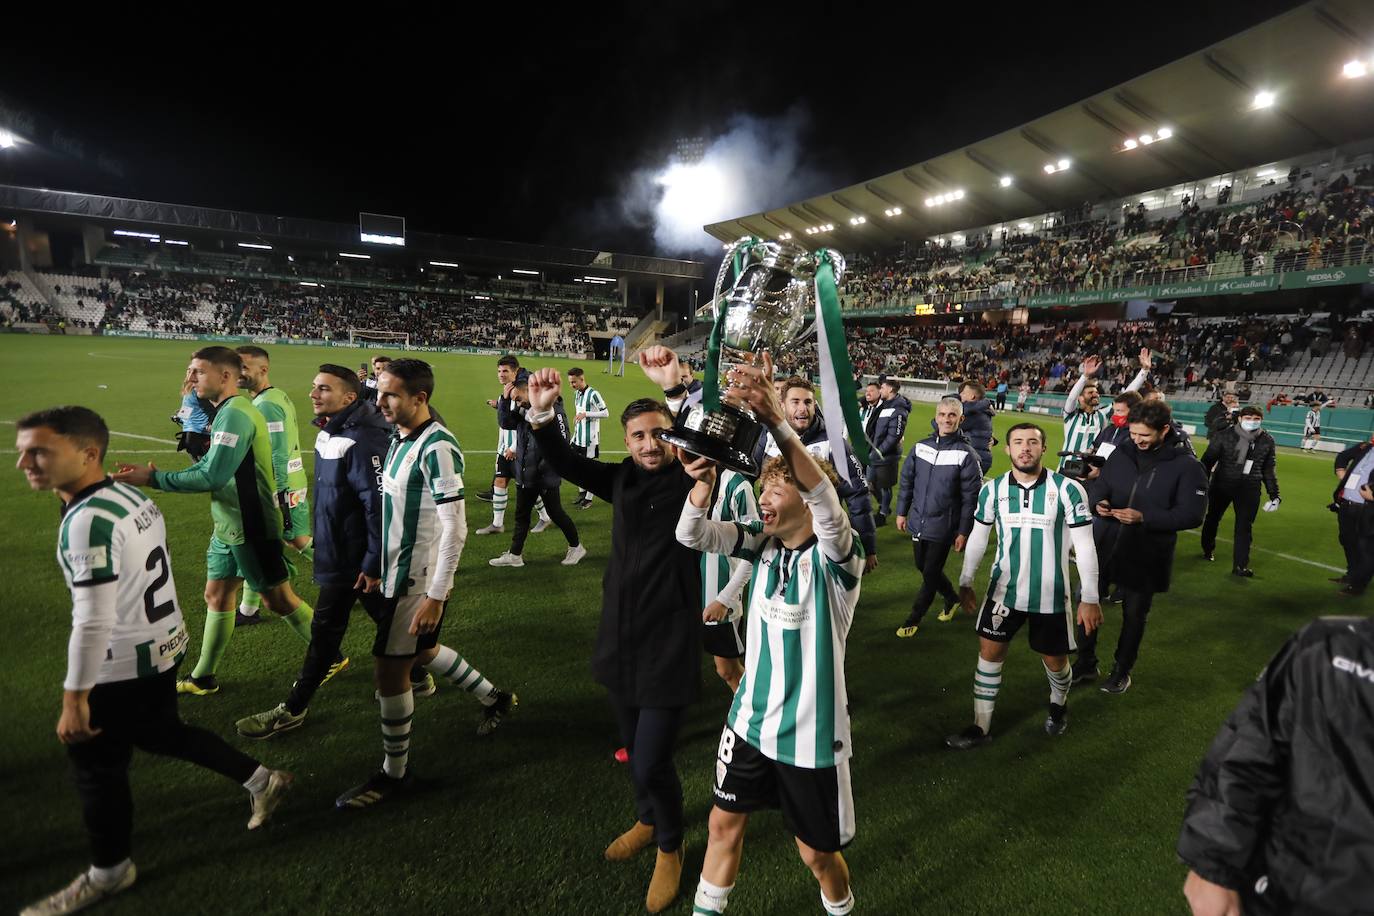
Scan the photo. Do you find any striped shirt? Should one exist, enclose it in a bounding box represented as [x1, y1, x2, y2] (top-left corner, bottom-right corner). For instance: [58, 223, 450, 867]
[1305, 409, 1321, 435]
[701, 469, 759, 616]
[972, 469, 1093, 614]
[380, 419, 466, 599]
[57, 479, 188, 685]
[572, 385, 609, 448]
[679, 478, 863, 768]
[1062, 405, 1111, 462]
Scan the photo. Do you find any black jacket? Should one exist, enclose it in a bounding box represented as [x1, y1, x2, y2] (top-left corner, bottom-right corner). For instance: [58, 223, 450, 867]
[868, 394, 911, 467]
[894, 432, 981, 544]
[310, 399, 391, 585]
[533, 422, 702, 707]
[1092, 419, 1194, 456]
[1088, 427, 1208, 593]
[960, 398, 995, 471]
[499, 396, 566, 490]
[1177, 616, 1374, 914]
[1204, 400, 1237, 434]
[751, 412, 878, 557]
[1201, 426, 1279, 499]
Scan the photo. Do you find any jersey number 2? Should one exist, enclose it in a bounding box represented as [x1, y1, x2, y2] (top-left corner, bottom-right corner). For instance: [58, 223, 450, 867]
[144, 547, 176, 623]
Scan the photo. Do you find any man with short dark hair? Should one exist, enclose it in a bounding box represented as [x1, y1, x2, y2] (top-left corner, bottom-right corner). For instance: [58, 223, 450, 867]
[868, 378, 910, 526]
[1062, 351, 1150, 469]
[1078, 401, 1208, 694]
[568, 367, 609, 509]
[358, 354, 392, 405]
[1200, 406, 1280, 577]
[113, 346, 317, 696]
[524, 349, 702, 913]
[958, 381, 995, 474]
[1204, 391, 1240, 436]
[477, 355, 551, 535]
[17, 406, 291, 916]
[1333, 432, 1374, 597]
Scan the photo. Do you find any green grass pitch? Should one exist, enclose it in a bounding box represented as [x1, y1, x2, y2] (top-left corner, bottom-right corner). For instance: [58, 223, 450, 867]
[0, 335, 1356, 914]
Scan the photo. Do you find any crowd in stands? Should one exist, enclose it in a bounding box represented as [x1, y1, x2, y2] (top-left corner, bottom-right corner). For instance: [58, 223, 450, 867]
[842, 166, 1374, 309]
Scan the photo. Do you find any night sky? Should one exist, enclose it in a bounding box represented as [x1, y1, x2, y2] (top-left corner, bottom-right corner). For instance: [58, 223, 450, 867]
[2, 1, 1304, 258]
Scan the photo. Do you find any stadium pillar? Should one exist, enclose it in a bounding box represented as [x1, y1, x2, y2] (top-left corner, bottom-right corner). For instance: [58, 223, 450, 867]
[655, 278, 664, 321]
[619, 277, 628, 312]
[80, 225, 105, 269]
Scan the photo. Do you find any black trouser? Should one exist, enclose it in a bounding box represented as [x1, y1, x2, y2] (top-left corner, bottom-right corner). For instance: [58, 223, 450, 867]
[1200, 481, 1261, 569]
[285, 583, 387, 714]
[906, 538, 957, 626]
[510, 484, 578, 555]
[609, 696, 685, 853]
[1337, 501, 1374, 589]
[1075, 587, 1156, 675]
[68, 667, 259, 866]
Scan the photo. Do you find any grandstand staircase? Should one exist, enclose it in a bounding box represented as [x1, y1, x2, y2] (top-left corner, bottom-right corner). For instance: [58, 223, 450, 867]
[21, 269, 61, 313]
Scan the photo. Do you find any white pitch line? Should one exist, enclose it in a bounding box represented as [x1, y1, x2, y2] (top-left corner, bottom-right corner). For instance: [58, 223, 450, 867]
[86, 351, 144, 361]
[1179, 529, 1344, 573]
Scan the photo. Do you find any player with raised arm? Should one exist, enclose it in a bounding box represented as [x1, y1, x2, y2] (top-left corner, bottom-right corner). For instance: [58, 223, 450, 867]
[233, 346, 318, 628]
[947, 422, 1102, 749]
[113, 347, 317, 696]
[1060, 349, 1150, 469]
[677, 353, 863, 916]
[16, 406, 291, 916]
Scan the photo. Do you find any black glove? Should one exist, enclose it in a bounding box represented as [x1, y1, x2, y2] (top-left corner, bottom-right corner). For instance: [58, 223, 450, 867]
[278, 491, 294, 535]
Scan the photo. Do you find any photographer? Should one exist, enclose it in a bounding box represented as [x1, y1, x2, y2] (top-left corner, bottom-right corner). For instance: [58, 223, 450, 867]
[1076, 401, 1208, 694]
[1204, 392, 1240, 435]
[1200, 407, 1280, 578]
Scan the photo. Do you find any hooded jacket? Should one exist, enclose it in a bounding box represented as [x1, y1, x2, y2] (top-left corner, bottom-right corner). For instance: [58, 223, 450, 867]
[310, 398, 392, 585]
[960, 397, 996, 472]
[868, 394, 911, 467]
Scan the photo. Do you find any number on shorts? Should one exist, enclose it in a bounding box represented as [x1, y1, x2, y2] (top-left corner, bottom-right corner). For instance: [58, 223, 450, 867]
[717, 726, 735, 764]
[143, 546, 176, 623]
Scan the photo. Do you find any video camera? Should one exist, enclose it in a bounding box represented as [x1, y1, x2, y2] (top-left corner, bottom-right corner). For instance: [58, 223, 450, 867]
[1057, 450, 1106, 481]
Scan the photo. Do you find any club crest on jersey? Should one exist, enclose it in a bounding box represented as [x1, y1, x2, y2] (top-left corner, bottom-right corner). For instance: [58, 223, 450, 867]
[798, 553, 812, 582]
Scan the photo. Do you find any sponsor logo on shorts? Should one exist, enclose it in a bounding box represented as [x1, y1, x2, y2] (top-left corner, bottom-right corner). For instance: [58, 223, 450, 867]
[211, 431, 240, 448]
[712, 788, 738, 802]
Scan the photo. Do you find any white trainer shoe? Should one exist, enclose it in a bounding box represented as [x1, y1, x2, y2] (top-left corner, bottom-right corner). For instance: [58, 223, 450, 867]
[475, 524, 504, 535]
[248, 769, 294, 829]
[489, 552, 526, 567]
[561, 544, 588, 566]
[22, 863, 137, 915]
[530, 518, 551, 534]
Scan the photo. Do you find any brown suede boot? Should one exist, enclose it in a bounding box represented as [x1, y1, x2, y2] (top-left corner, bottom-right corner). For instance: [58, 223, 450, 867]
[645, 845, 684, 913]
[604, 821, 655, 861]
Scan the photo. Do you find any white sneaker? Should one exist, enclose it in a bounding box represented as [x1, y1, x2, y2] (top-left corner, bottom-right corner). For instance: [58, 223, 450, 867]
[489, 552, 525, 568]
[561, 544, 588, 566]
[530, 518, 551, 534]
[247, 769, 294, 829]
[22, 864, 137, 915]
[475, 524, 504, 535]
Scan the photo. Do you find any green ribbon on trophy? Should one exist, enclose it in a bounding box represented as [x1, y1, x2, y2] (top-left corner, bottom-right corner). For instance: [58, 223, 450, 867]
[702, 237, 764, 413]
[812, 249, 871, 476]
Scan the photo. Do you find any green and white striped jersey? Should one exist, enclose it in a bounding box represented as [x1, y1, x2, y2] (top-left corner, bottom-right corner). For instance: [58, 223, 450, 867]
[57, 479, 188, 686]
[380, 419, 466, 598]
[572, 385, 608, 448]
[701, 469, 759, 616]
[972, 469, 1092, 614]
[679, 478, 863, 769]
[251, 386, 309, 502]
[1061, 405, 1111, 463]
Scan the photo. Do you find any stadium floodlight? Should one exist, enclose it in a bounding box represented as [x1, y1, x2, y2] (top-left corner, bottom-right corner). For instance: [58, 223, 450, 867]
[1140, 133, 1155, 145]
[779, 232, 793, 239]
[114, 229, 160, 240]
[891, 206, 902, 216]
[824, 223, 835, 231]
[1057, 158, 1070, 170]
[339, 252, 371, 259]
[952, 189, 965, 200]
[1123, 138, 1139, 150]
[473, 295, 492, 301]
[1018, 222, 1032, 230]
[585, 276, 617, 283]
[1253, 90, 1276, 109]
[512, 268, 540, 275]
[849, 216, 866, 225]
[299, 281, 320, 287]
[1044, 163, 1057, 174]
[238, 242, 272, 250]
[429, 260, 459, 268]
[164, 239, 189, 246]
[1256, 167, 1277, 177]
[1156, 127, 1173, 139]
[0, 131, 15, 149]
[1344, 60, 1368, 79]
[924, 198, 934, 207]
[999, 176, 1013, 187]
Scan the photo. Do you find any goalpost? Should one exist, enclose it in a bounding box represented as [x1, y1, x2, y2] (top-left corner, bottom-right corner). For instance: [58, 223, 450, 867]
[349, 328, 411, 348]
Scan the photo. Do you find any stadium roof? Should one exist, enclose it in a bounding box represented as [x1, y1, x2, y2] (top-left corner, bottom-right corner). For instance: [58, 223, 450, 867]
[705, 0, 1374, 250]
[0, 184, 704, 281]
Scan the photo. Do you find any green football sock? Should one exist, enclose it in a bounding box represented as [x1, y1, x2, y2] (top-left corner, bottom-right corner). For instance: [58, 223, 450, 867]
[191, 610, 236, 679]
[239, 588, 263, 614]
[283, 604, 315, 644]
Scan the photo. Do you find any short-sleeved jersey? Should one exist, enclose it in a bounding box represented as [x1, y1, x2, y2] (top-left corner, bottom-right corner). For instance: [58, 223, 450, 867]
[973, 469, 1093, 615]
[1305, 409, 1321, 435]
[701, 470, 759, 616]
[58, 480, 188, 684]
[724, 520, 864, 769]
[176, 391, 212, 434]
[380, 419, 465, 598]
[252, 387, 309, 500]
[572, 386, 608, 448]
[1062, 405, 1110, 465]
[152, 395, 282, 545]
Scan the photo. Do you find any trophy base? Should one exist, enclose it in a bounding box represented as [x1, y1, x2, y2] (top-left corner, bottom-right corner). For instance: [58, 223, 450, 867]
[656, 403, 764, 477]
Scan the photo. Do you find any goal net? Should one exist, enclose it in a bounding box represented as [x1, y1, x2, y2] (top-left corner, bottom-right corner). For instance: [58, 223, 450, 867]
[349, 328, 411, 347]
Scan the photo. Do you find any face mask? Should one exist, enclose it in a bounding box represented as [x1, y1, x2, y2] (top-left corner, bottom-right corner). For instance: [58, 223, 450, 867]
[1111, 414, 1128, 428]
[1240, 420, 1261, 431]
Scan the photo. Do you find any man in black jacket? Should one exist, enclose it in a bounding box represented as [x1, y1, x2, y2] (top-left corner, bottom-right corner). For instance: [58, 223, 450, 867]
[1077, 401, 1208, 694]
[235, 365, 515, 739]
[1200, 406, 1280, 578]
[868, 378, 910, 525]
[489, 373, 583, 568]
[893, 396, 981, 636]
[1334, 433, 1374, 597]
[524, 349, 702, 913]
[1178, 615, 1374, 915]
[1203, 391, 1239, 435]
